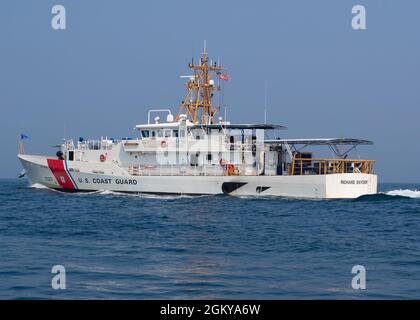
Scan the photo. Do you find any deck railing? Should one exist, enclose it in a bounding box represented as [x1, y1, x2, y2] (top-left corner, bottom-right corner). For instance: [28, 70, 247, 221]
[288, 158, 375, 176]
[127, 164, 228, 177]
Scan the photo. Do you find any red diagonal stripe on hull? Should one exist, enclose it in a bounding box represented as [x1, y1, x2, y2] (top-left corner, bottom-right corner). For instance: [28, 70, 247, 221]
[47, 159, 75, 190]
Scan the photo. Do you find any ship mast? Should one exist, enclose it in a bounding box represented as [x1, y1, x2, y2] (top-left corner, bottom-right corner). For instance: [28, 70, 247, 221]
[176, 47, 223, 124]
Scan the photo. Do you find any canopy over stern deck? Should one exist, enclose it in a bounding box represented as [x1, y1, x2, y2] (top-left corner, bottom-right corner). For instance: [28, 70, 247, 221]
[265, 137, 374, 162]
[264, 138, 373, 146]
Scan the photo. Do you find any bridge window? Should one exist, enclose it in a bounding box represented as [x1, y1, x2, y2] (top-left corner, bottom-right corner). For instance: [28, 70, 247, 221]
[164, 129, 172, 138]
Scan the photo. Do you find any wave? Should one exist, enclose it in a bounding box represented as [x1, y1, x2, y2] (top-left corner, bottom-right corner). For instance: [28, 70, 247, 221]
[27, 184, 210, 200]
[94, 189, 208, 200]
[356, 189, 420, 201]
[383, 189, 420, 199]
[97, 189, 121, 196]
[29, 183, 50, 189]
[102, 189, 420, 201]
[28, 183, 61, 193]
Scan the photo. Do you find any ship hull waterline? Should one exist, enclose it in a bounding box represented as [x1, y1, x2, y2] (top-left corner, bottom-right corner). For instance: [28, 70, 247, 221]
[19, 154, 377, 199]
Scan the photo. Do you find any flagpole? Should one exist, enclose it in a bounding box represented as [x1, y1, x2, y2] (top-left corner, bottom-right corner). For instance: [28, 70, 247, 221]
[217, 56, 227, 126]
[223, 81, 226, 124]
[18, 134, 25, 155]
[264, 80, 267, 125]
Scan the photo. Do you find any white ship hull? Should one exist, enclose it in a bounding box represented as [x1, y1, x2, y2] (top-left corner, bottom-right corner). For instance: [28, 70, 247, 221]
[19, 154, 377, 199]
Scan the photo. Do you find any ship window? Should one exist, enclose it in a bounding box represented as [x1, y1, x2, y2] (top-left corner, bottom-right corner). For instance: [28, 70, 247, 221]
[164, 129, 171, 138]
[151, 131, 156, 137]
[68, 151, 74, 161]
[207, 153, 212, 161]
[141, 130, 150, 138]
[173, 130, 179, 137]
[157, 130, 163, 137]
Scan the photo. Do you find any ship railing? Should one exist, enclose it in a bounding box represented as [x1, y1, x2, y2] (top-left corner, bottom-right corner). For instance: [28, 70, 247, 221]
[65, 140, 114, 151]
[138, 140, 255, 149]
[288, 158, 376, 176]
[64, 140, 75, 150]
[127, 164, 257, 176]
[222, 142, 257, 152]
[129, 141, 256, 153]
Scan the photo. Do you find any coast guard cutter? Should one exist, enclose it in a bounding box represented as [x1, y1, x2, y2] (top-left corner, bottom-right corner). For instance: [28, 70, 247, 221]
[18, 50, 377, 198]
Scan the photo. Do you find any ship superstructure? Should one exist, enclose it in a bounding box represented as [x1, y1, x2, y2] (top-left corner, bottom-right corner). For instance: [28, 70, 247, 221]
[18, 50, 377, 198]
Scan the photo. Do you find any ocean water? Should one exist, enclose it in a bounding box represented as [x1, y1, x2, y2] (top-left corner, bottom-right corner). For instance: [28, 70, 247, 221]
[0, 179, 419, 299]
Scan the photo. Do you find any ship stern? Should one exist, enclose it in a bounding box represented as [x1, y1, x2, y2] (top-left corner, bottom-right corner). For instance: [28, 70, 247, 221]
[325, 173, 377, 199]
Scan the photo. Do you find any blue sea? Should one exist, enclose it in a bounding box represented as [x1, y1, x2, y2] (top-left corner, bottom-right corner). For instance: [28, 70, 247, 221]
[0, 179, 419, 299]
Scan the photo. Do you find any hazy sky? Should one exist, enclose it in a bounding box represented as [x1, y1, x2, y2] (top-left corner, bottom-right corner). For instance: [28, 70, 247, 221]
[0, 0, 419, 182]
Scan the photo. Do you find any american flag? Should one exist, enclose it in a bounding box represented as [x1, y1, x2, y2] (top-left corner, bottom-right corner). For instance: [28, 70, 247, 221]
[216, 71, 231, 81]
